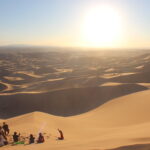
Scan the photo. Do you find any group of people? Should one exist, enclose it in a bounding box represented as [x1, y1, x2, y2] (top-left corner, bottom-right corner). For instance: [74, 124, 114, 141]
[12, 132, 45, 144]
[0, 122, 64, 147]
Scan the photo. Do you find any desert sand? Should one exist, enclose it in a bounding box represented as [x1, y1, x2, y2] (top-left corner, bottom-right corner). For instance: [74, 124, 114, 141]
[0, 49, 150, 149]
[1, 89, 150, 150]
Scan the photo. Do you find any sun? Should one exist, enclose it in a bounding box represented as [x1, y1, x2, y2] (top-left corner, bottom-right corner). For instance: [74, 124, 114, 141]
[82, 5, 123, 47]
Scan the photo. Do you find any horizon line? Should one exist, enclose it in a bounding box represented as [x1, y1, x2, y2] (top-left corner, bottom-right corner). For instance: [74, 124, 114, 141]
[0, 44, 150, 50]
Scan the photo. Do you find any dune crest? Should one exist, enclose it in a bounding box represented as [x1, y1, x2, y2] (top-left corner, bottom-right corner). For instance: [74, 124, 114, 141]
[0, 83, 147, 118]
[1, 90, 150, 149]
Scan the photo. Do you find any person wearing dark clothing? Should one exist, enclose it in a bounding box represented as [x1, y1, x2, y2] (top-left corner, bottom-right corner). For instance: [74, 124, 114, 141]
[37, 133, 44, 143]
[13, 132, 20, 143]
[57, 129, 64, 140]
[2, 122, 9, 136]
[29, 134, 35, 144]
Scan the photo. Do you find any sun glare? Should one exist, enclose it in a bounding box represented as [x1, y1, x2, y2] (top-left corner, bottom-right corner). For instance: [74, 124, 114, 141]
[83, 5, 123, 47]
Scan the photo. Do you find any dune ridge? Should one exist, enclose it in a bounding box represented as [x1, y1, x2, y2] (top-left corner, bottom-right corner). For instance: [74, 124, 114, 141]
[1, 89, 150, 149]
[0, 50, 150, 149]
[0, 83, 147, 118]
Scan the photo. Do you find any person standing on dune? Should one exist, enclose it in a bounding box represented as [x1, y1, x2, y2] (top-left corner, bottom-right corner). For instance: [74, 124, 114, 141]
[2, 122, 9, 136]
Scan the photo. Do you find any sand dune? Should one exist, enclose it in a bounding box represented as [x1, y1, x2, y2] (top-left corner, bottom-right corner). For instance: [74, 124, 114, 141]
[135, 65, 144, 70]
[78, 89, 150, 127]
[0, 82, 7, 91]
[100, 82, 123, 87]
[16, 71, 43, 78]
[0, 83, 147, 118]
[110, 70, 150, 83]
[101, 72, 137, 79]
[109, 143, 150, 150]
[1, 50, 150, 149]
[0, 81, 13, 92]
[1, 89, 150, 149]
[137, 83, 150, 88]
[4, 76, 24, 81]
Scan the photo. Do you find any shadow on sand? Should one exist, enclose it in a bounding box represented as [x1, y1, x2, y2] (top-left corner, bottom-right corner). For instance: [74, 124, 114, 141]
[0, 83, 147, 119]
[107, 143, 150, 150]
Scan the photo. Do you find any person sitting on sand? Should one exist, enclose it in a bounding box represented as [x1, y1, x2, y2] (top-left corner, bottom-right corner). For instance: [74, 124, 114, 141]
[37, 133, 44, 143]
[2, 122, 9, 136]
[0, 132, 8, 146]
[13, 132, 20, 143]
[0, 126, 6, 140]
[57, 129, 64, 140]
[29, 134, 35, 144]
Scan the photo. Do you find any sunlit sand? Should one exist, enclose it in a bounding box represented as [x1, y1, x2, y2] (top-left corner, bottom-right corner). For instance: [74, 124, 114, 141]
[0, 0, 150, 149]
[1, 89, 150, 150]
[4, 76, 24, 81]
[100, 82, 123, 87]
[0, 50, 150, 150]
[16, 71, 43, 78]
[100, 72, 137, 79]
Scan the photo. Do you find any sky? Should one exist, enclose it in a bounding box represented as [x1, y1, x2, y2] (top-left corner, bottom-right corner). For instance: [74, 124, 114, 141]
[0, 0, 150, 48]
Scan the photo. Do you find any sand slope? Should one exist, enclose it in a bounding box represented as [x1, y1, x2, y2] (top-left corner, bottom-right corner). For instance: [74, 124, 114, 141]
[78, 89, 150, 127]
[0, 83, 147, 118]
[1, 89, 150, 149]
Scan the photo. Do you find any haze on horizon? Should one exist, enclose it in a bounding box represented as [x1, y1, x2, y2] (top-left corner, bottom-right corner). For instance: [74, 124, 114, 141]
[0, 0, 150, 49]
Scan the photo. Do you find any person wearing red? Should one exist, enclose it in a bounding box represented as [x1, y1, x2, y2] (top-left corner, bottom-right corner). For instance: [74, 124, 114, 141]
[57, 129, 64, 140]
[37, 133, 44, 143]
